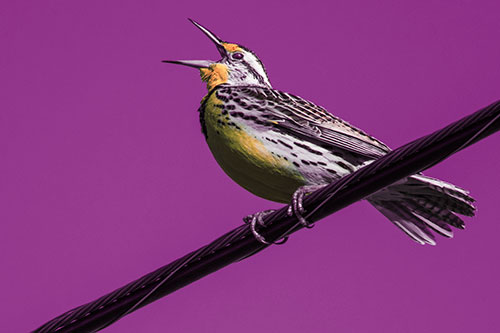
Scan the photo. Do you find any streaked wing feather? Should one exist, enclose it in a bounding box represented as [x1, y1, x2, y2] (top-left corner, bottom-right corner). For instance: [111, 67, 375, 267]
[238, 86, 391, 159]
[274, 120, 389, 159]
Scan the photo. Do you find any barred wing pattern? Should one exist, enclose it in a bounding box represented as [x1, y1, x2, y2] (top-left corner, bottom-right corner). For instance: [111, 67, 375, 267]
[228, 86, 391, 159]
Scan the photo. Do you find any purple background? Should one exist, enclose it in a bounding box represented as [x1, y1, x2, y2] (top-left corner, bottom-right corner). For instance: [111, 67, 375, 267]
[2, 1, 500, 332]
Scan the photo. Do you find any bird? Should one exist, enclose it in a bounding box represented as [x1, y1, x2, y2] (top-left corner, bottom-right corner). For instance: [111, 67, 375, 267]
[163, 19, 475, 245]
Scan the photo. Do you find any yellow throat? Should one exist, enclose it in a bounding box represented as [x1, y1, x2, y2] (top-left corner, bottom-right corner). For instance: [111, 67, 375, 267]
[200, 63, 229, 91]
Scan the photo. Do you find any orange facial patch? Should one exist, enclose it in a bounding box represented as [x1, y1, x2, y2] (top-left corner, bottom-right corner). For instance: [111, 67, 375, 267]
[200, 63, 229, 90]
[222, 43, 241, 52]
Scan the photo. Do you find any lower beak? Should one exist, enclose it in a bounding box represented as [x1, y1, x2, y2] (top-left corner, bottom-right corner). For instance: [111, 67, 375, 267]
[161, 59, 212, 69]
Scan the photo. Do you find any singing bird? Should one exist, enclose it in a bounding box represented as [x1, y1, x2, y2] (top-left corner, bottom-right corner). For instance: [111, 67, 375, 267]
[164, 19, 475, 245]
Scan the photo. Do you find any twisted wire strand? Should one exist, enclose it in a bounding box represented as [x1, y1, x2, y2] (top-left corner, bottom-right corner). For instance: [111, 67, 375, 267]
[34, 100, 500, 332]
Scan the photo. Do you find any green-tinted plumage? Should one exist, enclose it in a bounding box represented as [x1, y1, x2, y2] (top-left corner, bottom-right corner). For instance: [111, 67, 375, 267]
[166, 19, 476, 245]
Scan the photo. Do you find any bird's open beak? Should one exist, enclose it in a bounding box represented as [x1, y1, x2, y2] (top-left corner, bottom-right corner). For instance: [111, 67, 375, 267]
[162, 19, 227, 69]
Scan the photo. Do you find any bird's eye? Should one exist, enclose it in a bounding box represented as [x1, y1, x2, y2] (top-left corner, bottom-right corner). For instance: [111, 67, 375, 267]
[232, 52, 244, 60]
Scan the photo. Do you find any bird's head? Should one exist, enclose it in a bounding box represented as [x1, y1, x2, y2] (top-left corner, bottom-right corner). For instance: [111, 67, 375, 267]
[163, 19, 271, 91]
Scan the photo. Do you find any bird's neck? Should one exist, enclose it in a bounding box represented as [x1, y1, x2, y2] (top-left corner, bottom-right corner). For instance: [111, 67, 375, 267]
[200, 64, 229, 91]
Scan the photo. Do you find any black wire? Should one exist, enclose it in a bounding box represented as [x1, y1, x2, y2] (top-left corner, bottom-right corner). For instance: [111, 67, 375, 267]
[34, 99, 500, 332]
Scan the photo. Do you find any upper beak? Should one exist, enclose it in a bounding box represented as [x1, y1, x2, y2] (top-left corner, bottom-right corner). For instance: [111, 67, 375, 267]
[162, 19, 227, 68]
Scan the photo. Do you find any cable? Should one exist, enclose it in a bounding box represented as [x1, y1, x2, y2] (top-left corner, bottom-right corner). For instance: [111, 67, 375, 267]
[34, 99, 500, 332]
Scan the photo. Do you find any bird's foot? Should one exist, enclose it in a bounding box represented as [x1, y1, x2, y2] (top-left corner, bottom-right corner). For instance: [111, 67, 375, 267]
[244, 209, 288, 245]
[287, 184, 328, 228]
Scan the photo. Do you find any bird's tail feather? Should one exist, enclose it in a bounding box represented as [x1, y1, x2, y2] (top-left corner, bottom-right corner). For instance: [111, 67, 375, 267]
[368, 174, 475, 245]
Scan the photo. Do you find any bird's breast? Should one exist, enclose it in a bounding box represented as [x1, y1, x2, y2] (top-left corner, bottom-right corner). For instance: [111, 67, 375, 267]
[200, 90, 306, 203]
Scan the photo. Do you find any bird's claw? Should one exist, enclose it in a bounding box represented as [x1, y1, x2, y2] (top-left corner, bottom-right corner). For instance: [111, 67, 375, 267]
[288, 184, 327, 228]
[244, 209, 288, 245]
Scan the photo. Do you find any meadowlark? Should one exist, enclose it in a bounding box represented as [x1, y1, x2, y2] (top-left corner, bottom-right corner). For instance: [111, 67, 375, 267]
[163, 19, 475, 245]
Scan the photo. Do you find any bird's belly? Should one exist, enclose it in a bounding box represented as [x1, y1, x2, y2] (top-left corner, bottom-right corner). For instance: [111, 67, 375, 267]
[206, 126, 307, 203]
[203, 100, 306, 203]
